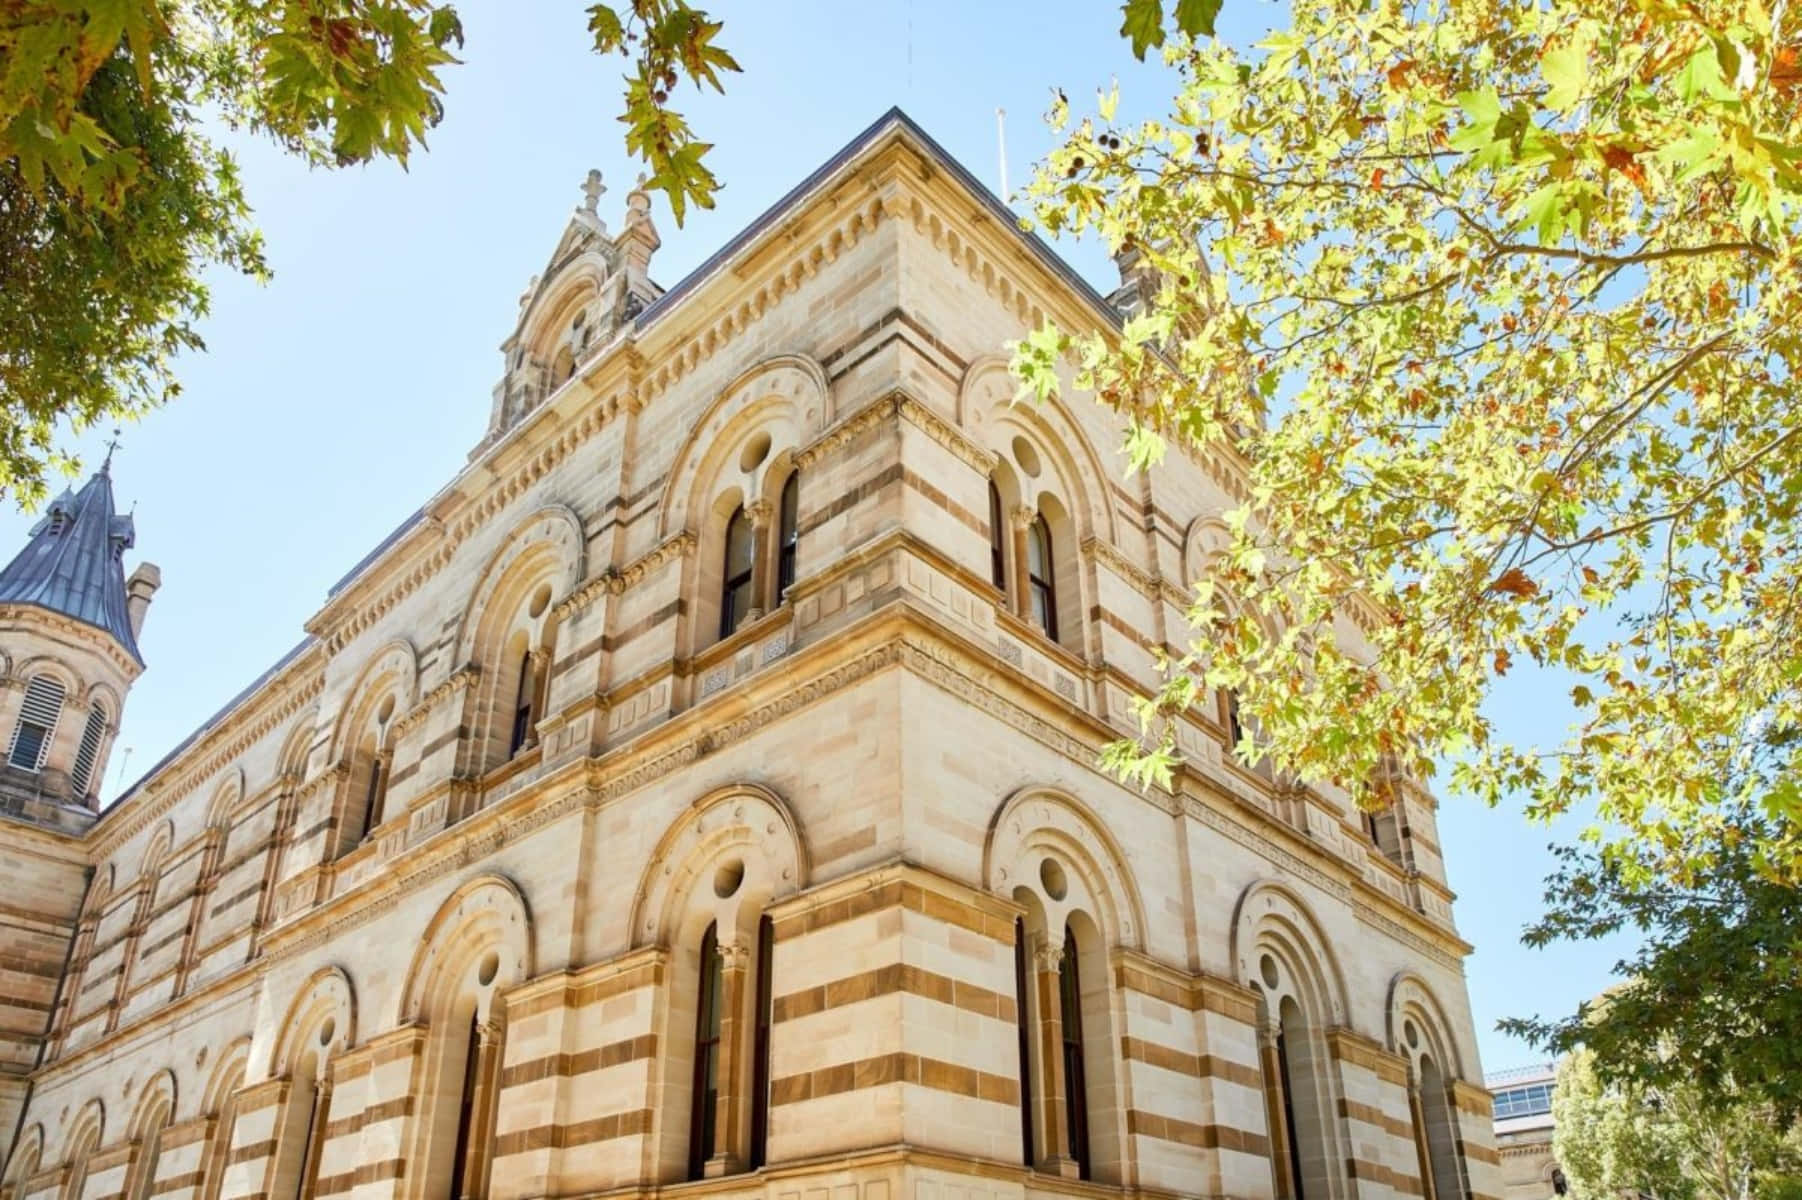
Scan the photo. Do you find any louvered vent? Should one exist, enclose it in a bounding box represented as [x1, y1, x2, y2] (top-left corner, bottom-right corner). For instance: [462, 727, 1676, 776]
[70, 705, 107, 795]
[7, 676, 66, 771]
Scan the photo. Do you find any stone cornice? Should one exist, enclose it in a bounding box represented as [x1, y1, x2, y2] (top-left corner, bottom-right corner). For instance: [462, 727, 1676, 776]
[0, 605, 142, 678]
[550, 531, 696, 624]
[88, 647, 324, 861]
[392, 666, 479, 737]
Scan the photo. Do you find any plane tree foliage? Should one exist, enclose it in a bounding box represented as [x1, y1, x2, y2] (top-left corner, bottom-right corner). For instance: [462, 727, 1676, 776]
[0, 0, 733, 504]
[1009, 0, 1802, 887]
[1552, 1046, 1802, 1200]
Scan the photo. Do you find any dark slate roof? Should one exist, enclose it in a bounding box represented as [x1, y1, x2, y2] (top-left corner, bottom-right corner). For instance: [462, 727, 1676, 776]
[0, 464, 142, 663]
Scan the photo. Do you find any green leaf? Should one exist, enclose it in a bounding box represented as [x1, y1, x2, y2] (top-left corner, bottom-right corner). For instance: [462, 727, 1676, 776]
[1173, 0, 1222, 38]
[1541, 32, 1589, 114]
[1120, 0, 1166, 61]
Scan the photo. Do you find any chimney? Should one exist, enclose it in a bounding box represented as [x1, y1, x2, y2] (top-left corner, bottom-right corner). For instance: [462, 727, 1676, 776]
[126, 563, 161, 638]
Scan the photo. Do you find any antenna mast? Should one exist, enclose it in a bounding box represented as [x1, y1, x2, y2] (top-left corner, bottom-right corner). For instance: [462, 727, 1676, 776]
[996, 108, 1009, 202]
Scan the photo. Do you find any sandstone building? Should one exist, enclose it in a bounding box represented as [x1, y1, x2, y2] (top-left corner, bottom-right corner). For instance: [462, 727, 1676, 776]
[0, 111, 1501, 1200]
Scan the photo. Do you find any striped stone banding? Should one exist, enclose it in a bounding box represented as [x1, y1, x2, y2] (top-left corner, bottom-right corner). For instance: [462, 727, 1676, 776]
[769, 1051, 1018, 1108]
[771, 878, 1013, 943]
[773, 963, 1015, 1024]
[498, 1034, 658, 1089]
[1125, 1110, 1269, 1156]
[1119, 1036, 1261, 1089]
[312, 1156, 405, 1197]
[491, 1107, 654, 1158]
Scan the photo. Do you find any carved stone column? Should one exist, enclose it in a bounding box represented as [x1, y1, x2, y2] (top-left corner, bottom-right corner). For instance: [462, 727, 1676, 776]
[1030, 935, 1081, 1178]
[524, 647, 552, 749]
[745, 498, 776, 621]
[298, 1076, 333, 1197]
[107, 882, 156, 1033]
[1009, 505, 1037, 622]
[457, 1020, 504, 1199]
[1258, 1021, 1299, 1200]
[1408, 1078, 1439, 1200]
[173, 827, 226, 995]
[705, 940, 754, 1177]
[250, 776, 303, 955]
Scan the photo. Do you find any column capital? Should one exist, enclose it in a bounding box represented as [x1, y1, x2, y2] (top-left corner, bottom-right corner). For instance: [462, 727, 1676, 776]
[1009, 504, 1038, 532]
[744, 498, 775, 529]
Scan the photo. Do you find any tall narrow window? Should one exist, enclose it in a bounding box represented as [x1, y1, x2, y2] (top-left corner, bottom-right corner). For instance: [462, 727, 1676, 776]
[70, 703, 107, 796]
[448, 1013, 482, 1199]
[1059, 926, 1090, 1180]
[362, 754, 388, 838]
[1225, 691, 1247, 758]
[720, 506, 756, 638]
[777, 474, 800, 599]
[988, 481, 1008, 592]
[689, 922, 724, 1179]
[749, 914, 775, 1169]
[294, 1078, 326, 1200]
[1014, 918, 1035, 1167]
[509, 652, 536, 757]
[1027, 516, 1058, 640]
[1276, 1028, 1307, 1200]
[8, 675, 65, 771]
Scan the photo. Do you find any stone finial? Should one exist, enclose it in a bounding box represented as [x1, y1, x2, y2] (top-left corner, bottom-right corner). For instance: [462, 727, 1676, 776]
[625, 173, 653, 225]
[581, 169, 606, 215]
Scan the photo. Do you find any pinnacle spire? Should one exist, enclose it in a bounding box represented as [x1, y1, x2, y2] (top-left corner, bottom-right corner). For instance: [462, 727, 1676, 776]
[0, 460, 143, 663]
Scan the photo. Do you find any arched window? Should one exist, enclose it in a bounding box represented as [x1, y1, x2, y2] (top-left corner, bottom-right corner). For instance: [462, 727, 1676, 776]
[8, 675, 65, 772]
[1027, 516, 1058, 640]
[62, 1115, 101, 1200]
[989, 481, 1008, 592]
[1058, 925, 1091, 1180]
[127, 1094, 171, 1200]
[1274, 1017, 1308, 1198]
[273, 1058, 330, 1200]
[1415, 1056, 1465, 1199]
[720, 507, 756, 640]
[509, 650, 537, 758]
[748, 914, 775, 1170]
[1014, 918, 1035, 1167]
[689, 922, 725, 1179]
[70, 702, 107, 796]
[776, 474, 800, 599]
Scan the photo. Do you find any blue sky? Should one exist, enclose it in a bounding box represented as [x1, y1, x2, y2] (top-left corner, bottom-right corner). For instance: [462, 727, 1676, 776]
[2, 0, 1632, 1074]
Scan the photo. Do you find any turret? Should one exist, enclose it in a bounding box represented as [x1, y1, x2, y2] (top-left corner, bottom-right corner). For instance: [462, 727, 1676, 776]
[0, 456, 153, 822]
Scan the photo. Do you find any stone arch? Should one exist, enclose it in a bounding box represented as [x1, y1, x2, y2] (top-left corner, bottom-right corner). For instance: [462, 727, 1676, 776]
[629, 783, 807, 949]
[5, 1123, 43, 1190]
[12, 655, 79, 697]
[1386, 971, 1466, 1080]
[85, 863, 114, 916]
[205, 768, 246, 829]
[61, 1097, 103, 1168]
[1182, 516, 1233, 589]
[78, 680, 123, 719]
[518, 255, 608, 364]
[198, 1040, 250, 1200]
[959, 355, 1115, 543]
[453, 507, 583, 774]
[269, 966, 355, 1081]
[398, 873, 533, 1026]
[983, 787, 1147, 951]
[1230, 880, 1350, 1026]
[658, 354, 827, 540]
[452, 506, 584, 670]
[202, 1038, 252, 1116]
[130, 1068, 177, 1127]
[139, 821, 174, 881]
[327, 640, 420, 762]
[274, 713, 315, 784]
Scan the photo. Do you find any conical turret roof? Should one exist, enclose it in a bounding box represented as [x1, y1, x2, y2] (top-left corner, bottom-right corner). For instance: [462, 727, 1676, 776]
[0, 463, 141, 663]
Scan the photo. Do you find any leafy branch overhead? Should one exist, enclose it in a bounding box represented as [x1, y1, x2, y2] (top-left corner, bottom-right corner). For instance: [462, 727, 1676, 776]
[1012, 0, 1802, 886]
[0, 1, 735, 506]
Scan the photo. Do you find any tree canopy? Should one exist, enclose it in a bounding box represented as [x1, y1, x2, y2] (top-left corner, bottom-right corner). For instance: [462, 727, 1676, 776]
[1502, 737, 1802, 1125]
[1553, 1045, 1802, 1200]
[0, 1, 734, 504]
[1011, 0, 1802, 886]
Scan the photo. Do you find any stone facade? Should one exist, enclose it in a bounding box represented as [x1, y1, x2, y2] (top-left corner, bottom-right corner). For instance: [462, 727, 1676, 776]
[0, 110, 1501, 1200]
